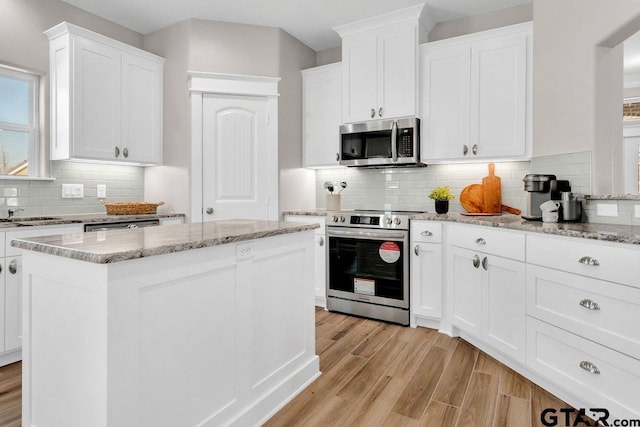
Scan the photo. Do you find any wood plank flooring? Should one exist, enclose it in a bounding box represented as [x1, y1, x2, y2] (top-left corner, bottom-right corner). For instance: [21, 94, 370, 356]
[266, 307, 580, 427]
[0, 309, 581, 427]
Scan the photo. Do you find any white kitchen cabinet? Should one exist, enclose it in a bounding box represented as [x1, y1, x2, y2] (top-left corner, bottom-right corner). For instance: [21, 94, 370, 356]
[335, 5, 424, 123]
[284, 215, 326, 307]
[410, 222, 442, 328]
[420, 22, 532, 163]
[302, 63, 342, 167]
[0, 224, 84, 366]
[46, 22, 164, 165]
[448, 224, 526, 363]
[159, 217, 184, 226]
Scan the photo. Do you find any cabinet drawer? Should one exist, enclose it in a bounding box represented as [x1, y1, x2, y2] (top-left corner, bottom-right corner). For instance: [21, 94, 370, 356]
[527, 265, 640, 358]
[527, 234, 640, 288]
[448, 224, 525, 261]
[410, 221, 442, 243]
[284, 215, 325, 235]
[527, 317, 640, 419]
[6, 225, 84, 257]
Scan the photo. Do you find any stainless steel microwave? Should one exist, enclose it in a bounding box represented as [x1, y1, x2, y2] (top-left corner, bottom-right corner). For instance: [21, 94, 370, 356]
[339, 117, 421, 167]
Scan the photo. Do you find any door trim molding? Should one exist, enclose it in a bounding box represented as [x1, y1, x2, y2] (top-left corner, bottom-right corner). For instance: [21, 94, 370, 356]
[190, 72, 280, 222]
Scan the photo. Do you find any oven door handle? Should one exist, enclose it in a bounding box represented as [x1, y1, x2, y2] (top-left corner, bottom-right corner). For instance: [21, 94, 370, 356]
[327, 229, 407, 241]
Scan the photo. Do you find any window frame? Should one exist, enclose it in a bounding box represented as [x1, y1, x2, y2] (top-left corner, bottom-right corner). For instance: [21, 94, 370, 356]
[0, 64, 40, 178]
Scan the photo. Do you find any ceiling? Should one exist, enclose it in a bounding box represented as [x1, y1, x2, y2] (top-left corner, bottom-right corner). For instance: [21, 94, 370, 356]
[60, 0, 532, 51]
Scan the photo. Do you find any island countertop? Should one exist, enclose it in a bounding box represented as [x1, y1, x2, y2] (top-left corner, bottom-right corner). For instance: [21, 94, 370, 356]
[11, 219, 319, 263]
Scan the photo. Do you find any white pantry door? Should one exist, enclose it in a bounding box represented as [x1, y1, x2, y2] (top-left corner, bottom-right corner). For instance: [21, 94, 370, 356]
[201, 94, 270, 220]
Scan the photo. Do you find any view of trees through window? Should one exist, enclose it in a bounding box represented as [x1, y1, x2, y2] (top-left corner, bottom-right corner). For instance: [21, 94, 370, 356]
[0, 69, 37, 176]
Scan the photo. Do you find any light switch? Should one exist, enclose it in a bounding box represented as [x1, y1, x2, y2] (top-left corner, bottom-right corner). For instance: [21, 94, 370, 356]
[61, 184, 84, 199]
[97, 184, 107, 198]
[635, 205, 640, 218]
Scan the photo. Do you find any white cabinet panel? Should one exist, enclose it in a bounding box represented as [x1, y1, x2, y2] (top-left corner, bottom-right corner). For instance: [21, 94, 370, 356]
[342, 32, 379, 123]
[302, 63, 342, 168]
[448, 223, 525, 261]
[4, 256, 21, 352]
[450, 246, 482, 339]
[411, 242, 442, 320]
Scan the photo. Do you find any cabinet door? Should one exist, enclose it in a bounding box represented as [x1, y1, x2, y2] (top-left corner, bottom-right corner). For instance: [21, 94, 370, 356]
[122, 53, 163, 164]
[314, 234, 327, 307]
[302, 64, 342, 167]
[72, 36, 122, 160]
[450, 246, 482, 338]
[341, 31, 378, 123]
[470, 33, 527, 159]
[378, 23, 416, 120]
[482, 255, 526, 363]
[420, 45, 471, 161]
[4, 256, 21, 352]
[411, 242, 442, 319]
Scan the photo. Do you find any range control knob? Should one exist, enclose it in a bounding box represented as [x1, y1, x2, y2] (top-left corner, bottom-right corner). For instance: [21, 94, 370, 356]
[386, 217, 393, 225]
[394, 218, 401, 225]
[340, 216, 346, 223]
[332, 215, 339, 222]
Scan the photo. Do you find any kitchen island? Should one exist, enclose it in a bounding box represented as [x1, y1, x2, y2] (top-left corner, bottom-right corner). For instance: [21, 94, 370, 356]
[13, 219, 320, 427]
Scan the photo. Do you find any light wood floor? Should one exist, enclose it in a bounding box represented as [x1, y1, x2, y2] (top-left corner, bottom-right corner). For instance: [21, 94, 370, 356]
[266, 307, 581, 427]
[0, 309, 580, 427]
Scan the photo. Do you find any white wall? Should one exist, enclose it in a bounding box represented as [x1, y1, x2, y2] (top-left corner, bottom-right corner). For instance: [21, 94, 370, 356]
[533, 0, 640, 194]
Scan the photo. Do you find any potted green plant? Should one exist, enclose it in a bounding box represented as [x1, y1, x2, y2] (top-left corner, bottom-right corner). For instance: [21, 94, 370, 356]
[428, 186, 455, 214]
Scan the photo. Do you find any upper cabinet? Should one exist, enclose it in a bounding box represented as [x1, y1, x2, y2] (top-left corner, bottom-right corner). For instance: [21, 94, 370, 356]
[420, 22, 532, 163]
[301, 63, 342, 168]
[334, 5, 427, 124]
[45, 22, 164, 165]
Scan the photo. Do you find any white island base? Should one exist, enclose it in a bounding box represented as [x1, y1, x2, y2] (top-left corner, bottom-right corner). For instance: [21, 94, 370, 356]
[20, 230, 319, 426]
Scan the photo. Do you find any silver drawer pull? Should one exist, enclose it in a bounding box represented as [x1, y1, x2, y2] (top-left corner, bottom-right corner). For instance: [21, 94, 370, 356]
[579, 360, 601, 374]
[472, 254, 480, 268]
[414, 245, 420, 256]
[475, 238, 486, 245]
[421, 230, 433, 237]
[578, 256, 600, 266]
[579, 299, 600, 311]
[481, 256, 488, 270]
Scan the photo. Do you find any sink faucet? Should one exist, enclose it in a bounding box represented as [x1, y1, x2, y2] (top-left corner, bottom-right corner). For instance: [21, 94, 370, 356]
[7, 208, 24, 218]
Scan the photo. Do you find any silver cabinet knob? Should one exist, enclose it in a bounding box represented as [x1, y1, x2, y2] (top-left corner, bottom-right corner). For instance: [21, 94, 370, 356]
[127, 224, 138, 229]
[123, 147, 129, 158]
[463, 145, 468, 156]
[579, 299, 600, 310]
[115, 146, 121, 158]
[579, 360, 600, 374]
[378, 107, 383, 117]
[421, 230, 433, 237]
[578, 256, 599, 266]
[472, 254, 480, 268]
[475, 238, 486, 245]
[9, 259, 17, 275]
[206, 207, 214, 215]
[414, 245, 420, 256]
[481, 256, 488, 270]
[472, 144, 478, 155]
[370, 108, 376, 118]
[318, 237, 324, 247]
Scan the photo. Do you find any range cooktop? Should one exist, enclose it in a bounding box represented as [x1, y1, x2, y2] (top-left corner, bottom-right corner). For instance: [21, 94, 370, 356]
[326, 209, 426, 230]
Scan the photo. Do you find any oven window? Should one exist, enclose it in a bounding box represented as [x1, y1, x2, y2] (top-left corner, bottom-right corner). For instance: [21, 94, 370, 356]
[328, 237, 404, 300]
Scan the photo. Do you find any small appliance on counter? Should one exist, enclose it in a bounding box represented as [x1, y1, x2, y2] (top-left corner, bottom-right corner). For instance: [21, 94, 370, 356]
[522, 174, 571, 220]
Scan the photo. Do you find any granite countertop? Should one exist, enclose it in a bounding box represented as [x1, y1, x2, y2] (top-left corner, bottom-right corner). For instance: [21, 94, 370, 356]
[0, 212, 185, 229]
[283, 209, 328, 216]
[12, 219, 319, 263]
[411, 212, 640, 245]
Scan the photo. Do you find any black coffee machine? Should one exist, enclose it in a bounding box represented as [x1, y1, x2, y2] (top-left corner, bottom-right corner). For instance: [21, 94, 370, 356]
[522, 174, 571, 220]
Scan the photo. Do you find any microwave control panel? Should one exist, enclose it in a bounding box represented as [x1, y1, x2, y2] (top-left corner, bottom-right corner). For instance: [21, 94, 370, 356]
[398, 129, 413, 157]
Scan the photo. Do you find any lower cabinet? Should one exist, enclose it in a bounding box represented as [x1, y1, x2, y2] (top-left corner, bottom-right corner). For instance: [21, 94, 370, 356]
[410, 221, 442, 327]
[284, 215, 326, 307]
[0, 224, 84, 366]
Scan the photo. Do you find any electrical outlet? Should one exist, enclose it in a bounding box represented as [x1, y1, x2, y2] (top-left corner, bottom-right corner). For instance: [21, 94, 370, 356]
[635, 205, 640, 218]
[236, 243, 254, 259]
[61, 184, 84, 199]
[97, 184, 107, 198]
[596, 203, 617, 217]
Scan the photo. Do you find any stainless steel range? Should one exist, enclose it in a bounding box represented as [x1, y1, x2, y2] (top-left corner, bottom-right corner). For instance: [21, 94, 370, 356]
[326, 210, 416, 325]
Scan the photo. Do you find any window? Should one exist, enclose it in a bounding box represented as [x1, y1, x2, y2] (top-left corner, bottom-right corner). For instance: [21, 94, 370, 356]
[0, 65, 39, 177]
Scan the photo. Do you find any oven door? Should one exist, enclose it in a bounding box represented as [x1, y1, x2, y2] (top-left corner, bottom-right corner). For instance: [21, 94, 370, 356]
[327, 227, 409, 309]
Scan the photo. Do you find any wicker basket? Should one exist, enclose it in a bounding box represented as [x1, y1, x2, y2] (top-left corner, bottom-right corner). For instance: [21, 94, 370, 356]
[101, 201, 164, 215]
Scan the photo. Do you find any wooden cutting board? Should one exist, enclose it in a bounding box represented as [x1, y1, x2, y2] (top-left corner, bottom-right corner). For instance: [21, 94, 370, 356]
[482, 163, 502, 214]
[460, 183, 484, 213]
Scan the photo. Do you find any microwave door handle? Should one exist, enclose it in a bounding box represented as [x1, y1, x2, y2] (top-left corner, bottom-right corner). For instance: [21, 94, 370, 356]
[391, 120, 398, 162]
